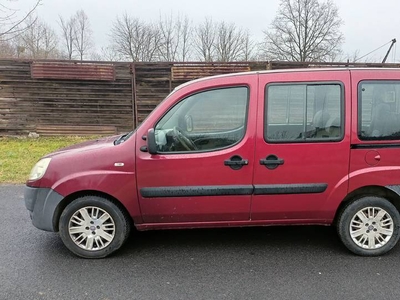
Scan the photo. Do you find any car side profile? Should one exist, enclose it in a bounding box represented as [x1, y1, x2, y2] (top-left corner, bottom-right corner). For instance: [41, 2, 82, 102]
[25, 68, 400, 258]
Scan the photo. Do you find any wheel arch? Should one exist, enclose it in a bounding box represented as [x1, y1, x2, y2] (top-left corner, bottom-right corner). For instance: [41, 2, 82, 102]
[333, 185, 400, 226]
[53, 190, 134, 232]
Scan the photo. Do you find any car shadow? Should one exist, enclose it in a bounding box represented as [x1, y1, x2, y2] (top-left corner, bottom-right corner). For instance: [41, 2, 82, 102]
[118, 225, 346, 257]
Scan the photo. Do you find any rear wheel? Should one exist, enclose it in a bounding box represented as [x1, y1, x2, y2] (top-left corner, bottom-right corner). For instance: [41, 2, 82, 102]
[337, 196, 400, 256]
[59, 195, 131, 258]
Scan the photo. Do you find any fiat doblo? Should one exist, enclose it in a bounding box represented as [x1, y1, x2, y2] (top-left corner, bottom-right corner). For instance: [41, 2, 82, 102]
[25, 68, 400, 258]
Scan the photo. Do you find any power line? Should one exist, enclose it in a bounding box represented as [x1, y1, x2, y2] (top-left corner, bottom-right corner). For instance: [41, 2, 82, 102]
[355, 40, 393, 62]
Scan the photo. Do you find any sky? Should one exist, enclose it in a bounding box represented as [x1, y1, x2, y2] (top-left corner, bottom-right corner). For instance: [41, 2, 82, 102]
[10, 0, 400, 62]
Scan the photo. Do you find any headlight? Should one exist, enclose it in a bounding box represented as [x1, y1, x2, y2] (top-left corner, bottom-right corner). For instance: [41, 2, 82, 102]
[29, 158, 51, 181]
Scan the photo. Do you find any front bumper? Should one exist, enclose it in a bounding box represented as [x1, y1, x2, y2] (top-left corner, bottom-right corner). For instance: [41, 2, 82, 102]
[24, 186, 64, 232]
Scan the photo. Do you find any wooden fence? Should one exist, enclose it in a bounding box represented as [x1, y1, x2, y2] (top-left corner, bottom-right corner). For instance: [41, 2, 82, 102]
[0, 60, 132, 135]
[1, 59, 400, 136]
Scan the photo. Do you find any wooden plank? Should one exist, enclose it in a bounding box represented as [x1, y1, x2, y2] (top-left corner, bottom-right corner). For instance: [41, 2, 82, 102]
[31, 62, 116, 81]
[0, 95, 133, 101]
[0, 102, 133, 107]
[36, 125, 118, 136]
[0, 80, 132, 88]
[171, 65, 250, 80]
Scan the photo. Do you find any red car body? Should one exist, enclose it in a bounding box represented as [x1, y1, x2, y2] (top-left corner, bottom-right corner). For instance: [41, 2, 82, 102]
[25, 68, 400, 251]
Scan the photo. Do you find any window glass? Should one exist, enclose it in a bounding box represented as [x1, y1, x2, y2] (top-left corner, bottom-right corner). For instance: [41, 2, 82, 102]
[155, 86, 248, 152]
[265, 83, 342, 142]
[359, 82, 400, 140]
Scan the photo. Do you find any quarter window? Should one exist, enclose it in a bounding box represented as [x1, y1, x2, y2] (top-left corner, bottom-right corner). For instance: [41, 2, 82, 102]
[265, 83, 342, 142]
[155, 87, 248, 152]
[359, 81, 400, 140]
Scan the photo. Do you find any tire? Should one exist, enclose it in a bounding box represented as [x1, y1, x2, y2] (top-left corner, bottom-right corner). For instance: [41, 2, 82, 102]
[337, 196, 400, 256]
[59, 195, 131, 259]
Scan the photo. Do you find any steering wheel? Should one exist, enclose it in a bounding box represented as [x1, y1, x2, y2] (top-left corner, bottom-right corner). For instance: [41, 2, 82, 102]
[173, 126, 198, 151]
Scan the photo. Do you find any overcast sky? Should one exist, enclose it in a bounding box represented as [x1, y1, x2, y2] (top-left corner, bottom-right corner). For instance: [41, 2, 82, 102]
[12, 0, 400, 62]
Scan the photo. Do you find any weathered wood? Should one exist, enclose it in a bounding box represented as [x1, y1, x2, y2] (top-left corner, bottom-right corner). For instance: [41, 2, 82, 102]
[0, 60, 133, 135]
[36, 125, 117, 136]
[3, 59, 398, 136]
[172, 64, 250, 80]
[31, 62, 116, 81]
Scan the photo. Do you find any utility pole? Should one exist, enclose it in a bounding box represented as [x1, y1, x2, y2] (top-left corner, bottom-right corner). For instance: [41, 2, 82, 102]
[382, 38, 396, 63]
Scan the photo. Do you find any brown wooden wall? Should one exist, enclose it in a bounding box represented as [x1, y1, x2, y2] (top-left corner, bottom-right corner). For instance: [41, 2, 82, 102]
[1, 59, 400, 136]
[0, 60, 133, 135]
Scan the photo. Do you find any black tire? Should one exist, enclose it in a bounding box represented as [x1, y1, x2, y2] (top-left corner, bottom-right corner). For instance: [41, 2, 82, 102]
[337, 196, 400, 256]
[59, 195, 131, 259]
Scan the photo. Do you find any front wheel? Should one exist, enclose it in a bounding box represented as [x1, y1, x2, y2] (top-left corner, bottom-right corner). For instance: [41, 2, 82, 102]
[59, 195, 131, 258]
[337, 196, 400, 256]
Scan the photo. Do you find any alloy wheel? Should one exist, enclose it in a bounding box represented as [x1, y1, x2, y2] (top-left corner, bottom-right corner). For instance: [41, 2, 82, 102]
[349, 206, 394, 249]
[68, 206, 116, 251]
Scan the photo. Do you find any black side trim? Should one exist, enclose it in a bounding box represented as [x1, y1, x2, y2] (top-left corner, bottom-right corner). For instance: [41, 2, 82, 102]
[351, 143, 400, 149]
[141, 183, 328, 198]
[141, 185, 254, 198]
[254, 183, 328, 195]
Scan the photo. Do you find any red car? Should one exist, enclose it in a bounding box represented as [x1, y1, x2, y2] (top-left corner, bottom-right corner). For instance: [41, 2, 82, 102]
[25, 68, 400, 258]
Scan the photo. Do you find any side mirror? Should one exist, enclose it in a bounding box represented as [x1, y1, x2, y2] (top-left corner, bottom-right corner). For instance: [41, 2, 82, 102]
[147, 128, 158, 155]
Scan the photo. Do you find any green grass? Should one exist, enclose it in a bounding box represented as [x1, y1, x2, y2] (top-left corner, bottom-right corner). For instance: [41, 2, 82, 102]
[0, 136, 99, 184]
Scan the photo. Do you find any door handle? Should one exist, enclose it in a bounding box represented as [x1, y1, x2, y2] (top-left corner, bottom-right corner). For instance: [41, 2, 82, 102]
[260, 154, 284, 170]
[224, 155, 248, 170]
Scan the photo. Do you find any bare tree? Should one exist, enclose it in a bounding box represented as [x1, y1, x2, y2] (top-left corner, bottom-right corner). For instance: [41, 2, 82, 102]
[325, 48, 343, 62]
[215, 22, 254, 61]
[347, 49, 366, 63]
[0, 0, 42, 40]
[346, 49, 360, 63]
[178, 16, 192, 62]
[59, 15, 76, 59]
[157, 14, 192, 62]
[194, 17, 216, 62]
[73, 10, 93, 60]
[157, 14, 177, 61]
[263, 0, 344, 62]
[0, 40, 16, 58]
[194, 18, 255, 62]
[58, 10, 93, 60]
[110, 14, 161, 62]
[16, 15, 60, 59]
[91, 46, 123, 62]
[242, 30, 256, 61]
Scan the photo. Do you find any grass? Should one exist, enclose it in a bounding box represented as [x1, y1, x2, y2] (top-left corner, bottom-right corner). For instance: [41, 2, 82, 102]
[0, 136, 99, 184]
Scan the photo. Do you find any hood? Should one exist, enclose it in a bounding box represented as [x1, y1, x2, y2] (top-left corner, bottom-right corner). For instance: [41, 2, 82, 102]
[44, 135, 120, 158]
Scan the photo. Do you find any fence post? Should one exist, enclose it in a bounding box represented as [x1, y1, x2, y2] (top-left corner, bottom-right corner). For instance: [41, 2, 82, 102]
[130, 63, 138, 129]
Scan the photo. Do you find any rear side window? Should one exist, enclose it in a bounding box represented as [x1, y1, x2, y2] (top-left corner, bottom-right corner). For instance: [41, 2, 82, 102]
[265, 83, 343, 142]
[359, 81, 400, 140]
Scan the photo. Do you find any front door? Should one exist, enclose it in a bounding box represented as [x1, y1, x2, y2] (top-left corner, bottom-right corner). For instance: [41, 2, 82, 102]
[252, 71, 351, 222]
[136, 76, 257, 223]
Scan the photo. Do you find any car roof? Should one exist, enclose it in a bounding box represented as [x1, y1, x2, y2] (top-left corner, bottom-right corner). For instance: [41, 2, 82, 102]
[173, 67, 400, 92]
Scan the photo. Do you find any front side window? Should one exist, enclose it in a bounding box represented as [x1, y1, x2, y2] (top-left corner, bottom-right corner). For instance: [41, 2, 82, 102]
[265, 83, 342, 142]
[155, 86, 248, 152]
[359, 81, 400, 140]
